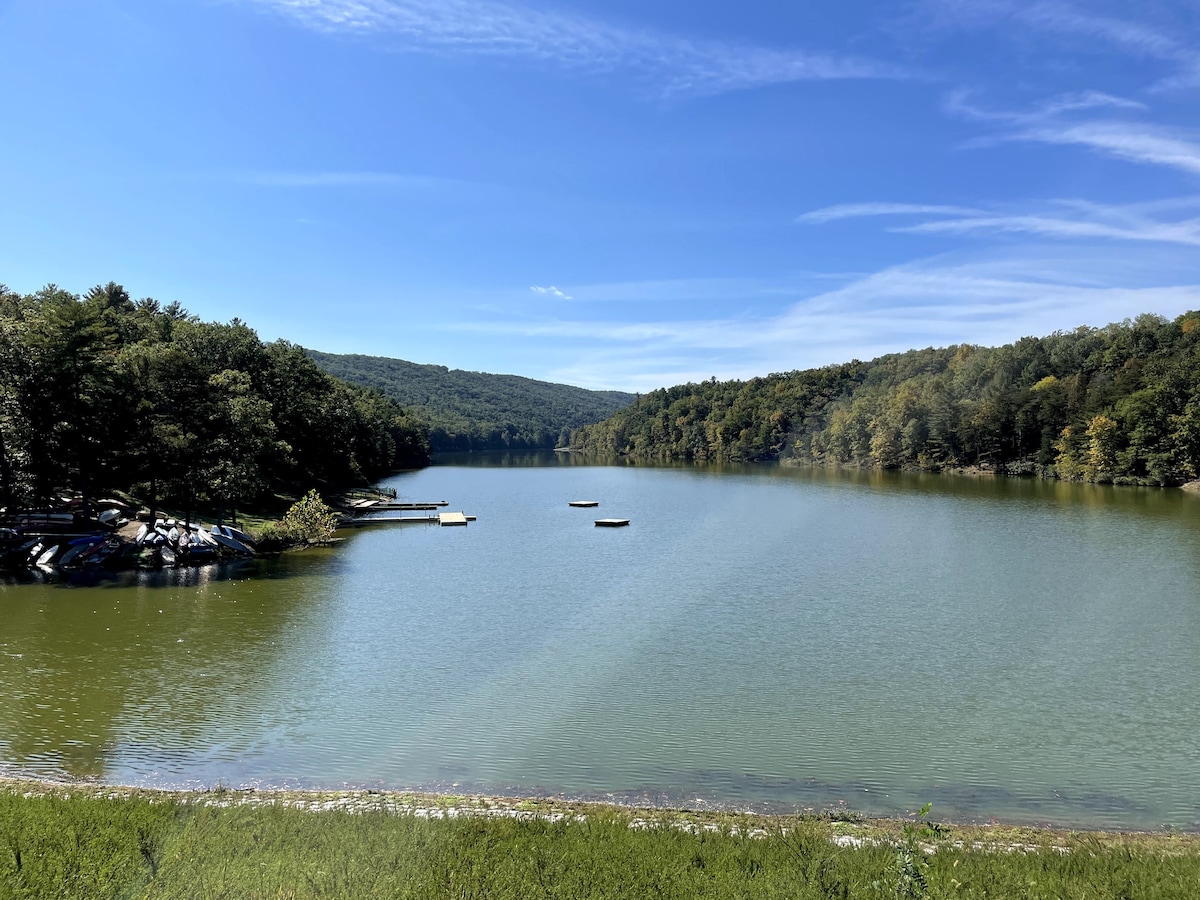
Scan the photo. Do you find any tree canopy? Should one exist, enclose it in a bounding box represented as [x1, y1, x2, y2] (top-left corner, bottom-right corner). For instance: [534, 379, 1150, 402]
[570, 312, 1200, 486]
[307, 350, 635, 452]
[0, 282, 430, 514]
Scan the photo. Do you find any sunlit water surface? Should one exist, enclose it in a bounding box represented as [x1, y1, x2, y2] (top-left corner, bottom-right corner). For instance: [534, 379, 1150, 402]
[3, 454, 1199, 829]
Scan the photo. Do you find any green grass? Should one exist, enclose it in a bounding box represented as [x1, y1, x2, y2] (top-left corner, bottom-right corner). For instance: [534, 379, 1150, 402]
[2, 784, 1199, 899]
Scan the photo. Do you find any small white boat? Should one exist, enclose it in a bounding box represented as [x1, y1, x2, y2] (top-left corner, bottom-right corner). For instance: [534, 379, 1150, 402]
[160, 545, 178, 567]
[134, 523, 149, 544]
[594, 518, 630, 527]
[211, 532, 252, 554]
[218, 524, 256, 546]
[568, 500, 599, 508]
[36, 544, 61, 566]
[193, 528, 218, 546]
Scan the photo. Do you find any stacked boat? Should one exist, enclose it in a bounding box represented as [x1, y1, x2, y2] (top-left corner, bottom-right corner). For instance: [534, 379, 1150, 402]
[132, 520, 256, 568]
[0, 497, 258, 573]
[0, 531, 128, 572]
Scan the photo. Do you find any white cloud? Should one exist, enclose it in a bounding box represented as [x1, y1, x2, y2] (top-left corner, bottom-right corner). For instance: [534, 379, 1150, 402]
[896, 212, 1200, 247]
[1014, 3, 1184, 61]
[1018, 121, 1200, 176]
[944, 89, 1146, 125]
[797, 202, 986, 224]
[447, 246, 1200, 391]
[530, 284, 572, 300]
[943, 89, 1200, 178]
[802, 195, 1200, 248]
[241, 0, 900, 97]
[923, 1, 1200, 92]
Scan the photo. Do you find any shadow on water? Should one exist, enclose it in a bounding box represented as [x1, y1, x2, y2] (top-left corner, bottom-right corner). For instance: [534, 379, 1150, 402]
[0, 547, 348, 782]
[0, 552, 347, 591]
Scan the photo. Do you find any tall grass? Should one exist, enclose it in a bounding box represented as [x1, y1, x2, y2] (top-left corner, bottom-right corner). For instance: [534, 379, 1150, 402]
[2, 786, 1198, 899]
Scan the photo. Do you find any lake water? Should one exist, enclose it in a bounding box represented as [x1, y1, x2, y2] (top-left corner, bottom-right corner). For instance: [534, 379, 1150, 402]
[3, 454, 1200, 830]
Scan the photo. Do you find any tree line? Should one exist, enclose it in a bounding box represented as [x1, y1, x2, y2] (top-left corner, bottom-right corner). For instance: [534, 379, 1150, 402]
[0, 282, 430, 517]
[570, 311, 1200, 486]
[307, 350, 635, 452]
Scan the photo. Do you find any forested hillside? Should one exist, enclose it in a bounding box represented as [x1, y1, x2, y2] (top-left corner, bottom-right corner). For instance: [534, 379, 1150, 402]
[0, 283, 429, 514]
[307, 350, 635, 451]
[571, 312, 1200, 486]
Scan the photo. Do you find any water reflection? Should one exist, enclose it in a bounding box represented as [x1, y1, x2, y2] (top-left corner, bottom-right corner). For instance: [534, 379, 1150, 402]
[3, 458, 1200, 829]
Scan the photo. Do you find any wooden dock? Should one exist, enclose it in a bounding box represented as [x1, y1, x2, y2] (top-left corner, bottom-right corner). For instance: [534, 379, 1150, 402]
[345, 500, 449, 511]
[339, 516, 438, 526]
[339, 512, 476, 527]
[374, 501, 450, 510]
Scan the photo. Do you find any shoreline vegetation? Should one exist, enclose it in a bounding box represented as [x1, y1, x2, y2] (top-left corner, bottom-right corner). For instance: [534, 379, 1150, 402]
[0, 282, 429, 537]
[3, 779, 1199, 899]
[569, 310, 1200, 489]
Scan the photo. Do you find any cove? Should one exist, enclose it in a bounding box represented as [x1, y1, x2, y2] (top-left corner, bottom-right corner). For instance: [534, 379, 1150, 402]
[2, 453, 1199, 831]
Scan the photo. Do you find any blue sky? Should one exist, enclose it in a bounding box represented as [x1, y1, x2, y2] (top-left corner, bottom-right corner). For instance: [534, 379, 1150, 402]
[2, 0, 1200, 391]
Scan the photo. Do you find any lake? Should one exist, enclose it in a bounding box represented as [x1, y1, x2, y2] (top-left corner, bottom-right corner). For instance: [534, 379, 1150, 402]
[2, 454, 1199, 830]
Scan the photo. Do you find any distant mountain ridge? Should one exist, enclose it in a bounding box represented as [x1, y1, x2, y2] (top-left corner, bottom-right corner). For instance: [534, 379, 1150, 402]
[306, 350, 635, 452]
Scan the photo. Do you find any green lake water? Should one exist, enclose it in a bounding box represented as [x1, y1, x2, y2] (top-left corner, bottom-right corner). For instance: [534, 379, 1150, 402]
[2, 454, 1199, 830]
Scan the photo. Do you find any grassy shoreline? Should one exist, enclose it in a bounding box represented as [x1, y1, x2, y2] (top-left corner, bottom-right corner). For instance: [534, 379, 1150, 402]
[4, 778, 1199, 899]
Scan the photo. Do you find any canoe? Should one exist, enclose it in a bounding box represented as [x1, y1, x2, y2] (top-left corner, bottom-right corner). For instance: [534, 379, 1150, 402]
[60, 537, 104, 566]
[211, 532, 252, 554]
[218, 525, 256, 546]
[192, 528, 219, 546]
[160, 546, 177, 567]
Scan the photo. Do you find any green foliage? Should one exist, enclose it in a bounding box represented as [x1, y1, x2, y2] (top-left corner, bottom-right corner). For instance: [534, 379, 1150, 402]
[307, 350, 635, 452]
[4, 787, 1200, 900]
[890, 803, 937, 900]
[0, 790, 177, 899]
[0, 282, 431, 513]
[257, 490, 340, 549]
[572, 312, 1200, 485]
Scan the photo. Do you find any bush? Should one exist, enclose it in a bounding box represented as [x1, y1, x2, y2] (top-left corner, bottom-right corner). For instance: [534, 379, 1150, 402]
[254, 490, 340, 550]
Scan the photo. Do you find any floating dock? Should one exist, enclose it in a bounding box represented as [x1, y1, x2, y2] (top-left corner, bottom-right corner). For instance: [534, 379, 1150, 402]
[373, 501, 450, 510]
[339, 513, 476, 527]
[594, 518, 630, 527]
[568, 500, 599, 507]
[345, 500, 449, 511]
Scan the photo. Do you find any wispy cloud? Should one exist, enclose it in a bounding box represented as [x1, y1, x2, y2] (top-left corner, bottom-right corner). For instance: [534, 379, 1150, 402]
[797, 202, 986, 224]
[897, 213, 1200, 247]
[945, 89, 1146, 125]
[944, 90, 1200, 178]
[242, 0, 900, 96]
[446, 247, 1200, 391]
[800, 196, 1200, 248]
[1018, 122, 1200, 176]
[922, 1, 1200, 92]
[530, 284, 571, 300]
